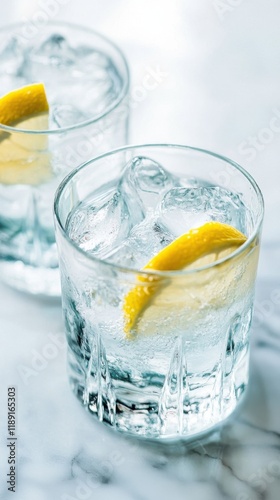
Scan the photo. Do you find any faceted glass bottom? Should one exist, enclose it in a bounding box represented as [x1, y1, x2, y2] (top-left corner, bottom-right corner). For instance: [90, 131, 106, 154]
[66, 308, 251, 440]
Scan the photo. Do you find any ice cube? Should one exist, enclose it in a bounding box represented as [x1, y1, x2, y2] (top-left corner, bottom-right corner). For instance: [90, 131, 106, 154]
[25, 34, 122, 123]
[159, 187, 246, 237]
[50, 104, 88, 128]
[73, 46, 110, 75]
[28, 34, 76, 68]
[107, 215, 173, 269]
[0, 37, 25, 76]
[25, 34, 77, 90]
[67, 187, 131, 257]
[105, 156, 178, 268]
[68, 47, 121, 114]
[119, 156, 176, 217]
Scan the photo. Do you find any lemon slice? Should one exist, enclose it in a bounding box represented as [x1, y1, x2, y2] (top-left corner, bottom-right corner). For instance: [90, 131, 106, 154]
[123, 221, 247, 336]
[0, 83, 52, 185]
[0, 83, 49, 125]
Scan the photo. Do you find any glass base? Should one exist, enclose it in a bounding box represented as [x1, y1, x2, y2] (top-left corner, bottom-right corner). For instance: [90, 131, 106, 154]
[67, 346, 248, 441]
[0, 260, 61, 296]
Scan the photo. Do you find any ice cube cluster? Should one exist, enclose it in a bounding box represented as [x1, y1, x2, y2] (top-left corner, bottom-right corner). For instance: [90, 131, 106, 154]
[67, 156, 249, 269]
[0, 33, 123, 128]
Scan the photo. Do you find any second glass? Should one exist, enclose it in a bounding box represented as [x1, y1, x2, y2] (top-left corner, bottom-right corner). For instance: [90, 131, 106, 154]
[0, 22, 129, 295]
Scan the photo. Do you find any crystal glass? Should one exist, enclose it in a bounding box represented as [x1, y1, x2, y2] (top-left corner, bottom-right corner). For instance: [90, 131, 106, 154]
[54, 144, 264, 440]
[0, 22, 129, 295]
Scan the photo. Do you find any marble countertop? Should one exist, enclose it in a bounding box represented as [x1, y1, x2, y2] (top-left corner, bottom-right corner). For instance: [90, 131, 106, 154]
[1, 1, 280, 499]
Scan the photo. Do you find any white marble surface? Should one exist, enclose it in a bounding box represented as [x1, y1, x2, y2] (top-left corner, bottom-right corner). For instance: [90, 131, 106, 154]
[1, 1, 280, 499]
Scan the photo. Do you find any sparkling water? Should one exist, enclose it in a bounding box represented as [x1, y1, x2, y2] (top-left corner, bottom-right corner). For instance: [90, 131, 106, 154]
[0, 28, 128, 294]
[64, 155, 259, 439]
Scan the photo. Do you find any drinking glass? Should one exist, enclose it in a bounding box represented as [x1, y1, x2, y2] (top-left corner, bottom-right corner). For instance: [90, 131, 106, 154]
[54, 144, 264, 440]
[0, 22, 129, 295]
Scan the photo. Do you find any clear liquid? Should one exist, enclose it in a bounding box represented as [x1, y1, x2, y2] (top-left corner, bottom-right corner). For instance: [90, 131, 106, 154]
[66, 291, 254, 438]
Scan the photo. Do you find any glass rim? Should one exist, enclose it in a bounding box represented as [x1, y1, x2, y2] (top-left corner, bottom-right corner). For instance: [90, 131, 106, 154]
[54, 143, 264, 278]
[0, 21, 130, 135]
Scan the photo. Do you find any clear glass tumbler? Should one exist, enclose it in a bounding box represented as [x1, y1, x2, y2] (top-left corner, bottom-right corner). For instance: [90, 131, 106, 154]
[54, 144, 264, 440]
[0, 22, 129, 295]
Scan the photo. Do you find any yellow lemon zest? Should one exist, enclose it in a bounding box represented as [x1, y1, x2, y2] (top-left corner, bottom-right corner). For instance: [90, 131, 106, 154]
[123, 222, 247, 337]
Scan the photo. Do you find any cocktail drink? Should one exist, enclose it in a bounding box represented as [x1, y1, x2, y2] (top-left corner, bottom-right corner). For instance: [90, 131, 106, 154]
[54, 145, 264, 440]
[0, 23, 129, 295]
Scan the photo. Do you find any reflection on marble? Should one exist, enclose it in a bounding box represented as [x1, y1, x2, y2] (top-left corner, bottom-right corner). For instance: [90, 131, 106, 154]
[1, 0, 280, 499]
